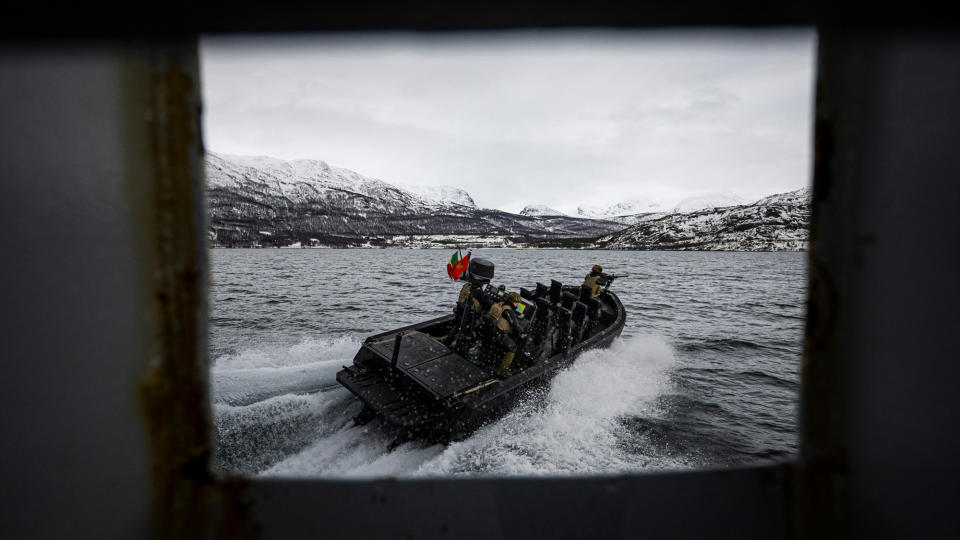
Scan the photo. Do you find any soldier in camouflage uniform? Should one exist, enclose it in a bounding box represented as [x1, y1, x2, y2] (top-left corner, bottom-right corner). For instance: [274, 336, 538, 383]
[487, 291, 524, 378]
[582, 264, 611, 298]
[456, 281, 483, 318]
[444, 258, 494, 348]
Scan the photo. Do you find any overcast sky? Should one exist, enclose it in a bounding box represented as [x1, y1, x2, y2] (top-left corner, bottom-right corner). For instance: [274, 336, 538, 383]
[201, 29, 816, 214]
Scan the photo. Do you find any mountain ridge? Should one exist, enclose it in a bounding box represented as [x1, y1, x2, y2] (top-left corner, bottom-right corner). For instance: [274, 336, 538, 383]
[205, 152, 623, 247]
[520, 205, 566, 217]
[205, 151, 810, 251]
[593, 187, 811, 251]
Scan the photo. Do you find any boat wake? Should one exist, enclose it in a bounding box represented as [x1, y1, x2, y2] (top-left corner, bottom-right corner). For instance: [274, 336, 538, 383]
[213, 334, 685, 477]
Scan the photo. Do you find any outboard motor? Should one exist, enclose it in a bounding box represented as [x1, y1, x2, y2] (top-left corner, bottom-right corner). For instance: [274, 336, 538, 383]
[549, 280, 563, 304]
[535, 282, 549, 299]
[466, 257, 495, 283]
[561, 290, 577, 311]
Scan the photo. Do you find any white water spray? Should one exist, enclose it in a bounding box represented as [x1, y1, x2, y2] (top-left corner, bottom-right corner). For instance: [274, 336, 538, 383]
[230, 335, 680, 478]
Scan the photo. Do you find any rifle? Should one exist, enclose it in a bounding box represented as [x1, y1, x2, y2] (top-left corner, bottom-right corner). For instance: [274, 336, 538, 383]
[602, 273, 629, 293]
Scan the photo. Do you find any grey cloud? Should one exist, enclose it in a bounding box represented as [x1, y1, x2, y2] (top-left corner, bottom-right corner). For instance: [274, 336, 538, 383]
[201, 29, 815, 213]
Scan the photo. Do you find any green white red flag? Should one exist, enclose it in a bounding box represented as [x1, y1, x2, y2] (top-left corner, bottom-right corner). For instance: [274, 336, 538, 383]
[446, 250, 470, 281]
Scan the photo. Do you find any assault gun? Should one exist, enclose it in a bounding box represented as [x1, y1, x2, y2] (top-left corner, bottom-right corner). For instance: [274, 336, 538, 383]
[601, 273, 629, 292]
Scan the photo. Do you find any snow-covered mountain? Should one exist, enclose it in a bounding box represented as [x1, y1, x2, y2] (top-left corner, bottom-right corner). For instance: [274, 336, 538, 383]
[396, 183, 477, 208]
[205, 152, 623, 247]
[596, 187, 811, 251]
[671, 193, 745, 213]
[204, 152, 808, 250]
[520, 205, 566, 217]
[576, 198, 666, 221]
[572, 193, 747, 225]
[207, 152, 463, 214]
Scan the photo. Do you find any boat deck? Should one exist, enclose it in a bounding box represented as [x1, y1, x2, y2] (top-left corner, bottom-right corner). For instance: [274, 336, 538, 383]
[365, 330, 487, 399]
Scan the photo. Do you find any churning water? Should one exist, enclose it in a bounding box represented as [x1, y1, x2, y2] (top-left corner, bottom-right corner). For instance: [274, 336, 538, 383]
[210, 248, 805, 477]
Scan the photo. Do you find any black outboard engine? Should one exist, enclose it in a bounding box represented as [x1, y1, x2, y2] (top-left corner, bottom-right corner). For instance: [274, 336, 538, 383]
[549, 280, 563, 304]
[466, 257, 495, 284]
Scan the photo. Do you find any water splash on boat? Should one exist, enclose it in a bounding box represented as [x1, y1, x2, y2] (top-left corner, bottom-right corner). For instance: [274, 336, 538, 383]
[216, 335, 684, 477]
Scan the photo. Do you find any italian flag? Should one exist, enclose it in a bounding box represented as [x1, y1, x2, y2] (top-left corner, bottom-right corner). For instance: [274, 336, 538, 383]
[446, 251, 470, 281]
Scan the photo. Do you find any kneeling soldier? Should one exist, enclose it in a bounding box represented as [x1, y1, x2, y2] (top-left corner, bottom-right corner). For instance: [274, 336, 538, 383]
[582, 264, 611, 298]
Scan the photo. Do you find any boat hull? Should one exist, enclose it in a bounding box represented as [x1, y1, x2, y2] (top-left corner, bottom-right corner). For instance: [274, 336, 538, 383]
[336, 290, 625, 442]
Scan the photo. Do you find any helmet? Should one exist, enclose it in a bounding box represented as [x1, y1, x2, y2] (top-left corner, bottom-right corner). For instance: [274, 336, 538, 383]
[592, 264, 603, 273]
[506, 292, 521, 304]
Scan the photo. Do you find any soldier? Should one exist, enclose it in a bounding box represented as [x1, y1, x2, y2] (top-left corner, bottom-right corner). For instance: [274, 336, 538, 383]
[444, 258, 495, 348]
[582, 264, 611, 298]
[455, 280, 482, 319]
[487, 291, 525, 378]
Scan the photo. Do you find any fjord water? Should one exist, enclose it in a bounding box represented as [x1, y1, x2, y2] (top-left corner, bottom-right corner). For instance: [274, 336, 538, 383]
[211, 248, 805, 476]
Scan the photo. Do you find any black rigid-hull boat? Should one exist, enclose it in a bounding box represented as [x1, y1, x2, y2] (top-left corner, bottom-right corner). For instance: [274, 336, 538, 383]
[336, 279, 626, 443]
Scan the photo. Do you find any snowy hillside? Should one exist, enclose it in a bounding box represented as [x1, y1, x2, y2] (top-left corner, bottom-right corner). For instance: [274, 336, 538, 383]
[671, 193, 745, 213]
[520, 205, 566, 217]
[396, 183, 477, 208]
[204, 152, 623, 247]
[204, 151, 809, 250]
[576, 198, 666, 220]
[572, 193, 747, 225]
[597, 187, 811, 251]
[207, 152, 460, 215]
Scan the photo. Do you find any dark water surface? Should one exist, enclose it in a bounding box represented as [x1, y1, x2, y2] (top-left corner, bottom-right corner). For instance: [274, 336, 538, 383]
[210, 248, 806, 476]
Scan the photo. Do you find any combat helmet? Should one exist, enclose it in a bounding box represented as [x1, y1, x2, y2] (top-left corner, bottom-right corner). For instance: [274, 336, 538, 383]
[592, 264, 603, 274]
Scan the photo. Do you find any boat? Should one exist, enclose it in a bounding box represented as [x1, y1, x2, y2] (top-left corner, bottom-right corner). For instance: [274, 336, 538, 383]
[336, 259, 626, 444]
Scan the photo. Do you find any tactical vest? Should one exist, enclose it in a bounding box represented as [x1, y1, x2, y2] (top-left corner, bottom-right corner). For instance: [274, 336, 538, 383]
[487, 302, 514, 333]
[583, 274, 603, 298]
